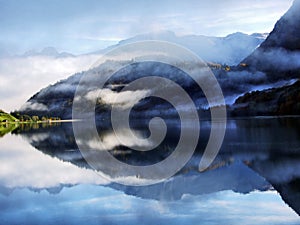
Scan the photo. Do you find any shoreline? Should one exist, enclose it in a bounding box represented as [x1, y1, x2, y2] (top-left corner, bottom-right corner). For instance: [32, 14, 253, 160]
[0, 119, 81, 125]
[2, 115, 300, 126]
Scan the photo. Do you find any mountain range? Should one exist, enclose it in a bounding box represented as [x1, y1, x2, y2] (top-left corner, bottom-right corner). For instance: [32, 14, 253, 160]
[20, 31, 266, 65]
[17, 0, 300, 118]
[99, 31, 267, 65]
[22, 47, 74, 58]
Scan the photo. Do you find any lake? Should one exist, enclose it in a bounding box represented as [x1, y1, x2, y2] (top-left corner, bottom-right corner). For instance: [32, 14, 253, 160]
[0, 117, 299, 224]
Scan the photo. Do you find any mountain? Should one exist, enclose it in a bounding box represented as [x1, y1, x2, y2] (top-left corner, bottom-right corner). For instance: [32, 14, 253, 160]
[100, 31, 265, 65]
[19, 1, 300, 119]
[16, 32, 265, 64]
[22, 47, 74, 58]
[231, 0, 300, 116]
[16, 30, 267, 119]
[18, 61, 209, 119]
[230, 80, 300, 116]
[241, 0, 300, 78]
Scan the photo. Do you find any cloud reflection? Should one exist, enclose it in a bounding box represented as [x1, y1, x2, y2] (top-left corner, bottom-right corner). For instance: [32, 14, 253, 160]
[0, 184, 298, 225]
[0, 134, 108, 189]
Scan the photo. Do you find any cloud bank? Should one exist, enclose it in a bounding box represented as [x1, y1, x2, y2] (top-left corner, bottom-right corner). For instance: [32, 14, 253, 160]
[0, 54, 101, 112]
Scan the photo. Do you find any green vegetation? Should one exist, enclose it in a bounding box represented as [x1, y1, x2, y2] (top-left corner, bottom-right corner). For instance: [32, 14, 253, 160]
[0, 110, 18, 123]
[0, 123, 19, 137]
[11, 111, 61, 123]
[0, 109, 61, 137]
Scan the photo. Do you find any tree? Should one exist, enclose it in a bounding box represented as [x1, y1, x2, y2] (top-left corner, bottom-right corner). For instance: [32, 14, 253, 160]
[32, 116, 39, 122]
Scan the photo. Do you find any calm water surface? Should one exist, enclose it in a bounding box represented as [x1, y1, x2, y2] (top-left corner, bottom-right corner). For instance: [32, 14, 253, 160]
[0, 117, 299, 225]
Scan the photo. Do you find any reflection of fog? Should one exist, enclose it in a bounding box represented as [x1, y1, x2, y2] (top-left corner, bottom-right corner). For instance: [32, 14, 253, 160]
[2, 118, 300, 215]
[0, 134, 108, 189]
[79, 128, 153, 152]
[10, 118, 300, 187]
[25, 132, 50, 142]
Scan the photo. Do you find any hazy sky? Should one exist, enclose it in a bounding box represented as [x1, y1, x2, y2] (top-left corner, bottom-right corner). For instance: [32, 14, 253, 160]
[0, 0, 294, 55]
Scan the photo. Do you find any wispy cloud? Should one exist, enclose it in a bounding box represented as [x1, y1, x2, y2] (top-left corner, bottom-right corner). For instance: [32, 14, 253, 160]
[85, 88, 151, 109]
[20, 102, 48, 111]
[0, 0, 293, 55]
[0, 54, 101, 112]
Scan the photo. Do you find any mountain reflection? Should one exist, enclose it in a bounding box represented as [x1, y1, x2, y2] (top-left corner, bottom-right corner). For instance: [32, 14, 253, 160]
[6, 117, 300, 215]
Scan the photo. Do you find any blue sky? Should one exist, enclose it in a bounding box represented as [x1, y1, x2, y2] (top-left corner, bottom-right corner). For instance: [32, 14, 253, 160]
[0, 0, 294, 55]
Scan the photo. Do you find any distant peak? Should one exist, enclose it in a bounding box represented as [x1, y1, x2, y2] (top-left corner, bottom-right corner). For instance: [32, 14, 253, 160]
[149, 30, 175, 35]
[229, 32, 246, 35]
[226, 32, 247, 37]
[117, 30, 177, 45]
[40, 47, 58, 56]
[224, 32, 250, 40]
[22, 47, 74, 58]
[136, 30, 177, 39]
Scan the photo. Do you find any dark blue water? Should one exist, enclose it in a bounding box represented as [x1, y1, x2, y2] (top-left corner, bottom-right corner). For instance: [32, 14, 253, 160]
[0, 117, 299, 224]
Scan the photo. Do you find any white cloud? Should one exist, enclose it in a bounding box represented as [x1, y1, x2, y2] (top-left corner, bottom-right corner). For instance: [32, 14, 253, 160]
[81, 128, 153, 152]
[0, 0, 294, 56]
[85, 88, 151, 109]
[0, 54, 101, 112]
[0, 134, 108, 188]
[20, 102, 48, 111]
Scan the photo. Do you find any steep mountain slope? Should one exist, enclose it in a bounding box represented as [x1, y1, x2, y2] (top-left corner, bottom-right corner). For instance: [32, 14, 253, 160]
[231, 80, 300, 116]
[231, 0, 300, 116]
[241, 0, 300, 77]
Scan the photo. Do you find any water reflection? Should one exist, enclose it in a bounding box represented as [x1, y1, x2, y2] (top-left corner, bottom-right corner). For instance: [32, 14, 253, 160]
[0, 117, 299, 223]
[0, 185, 298, 225]
[0, 133, 108, 190]
[0, 122, 18, 137]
